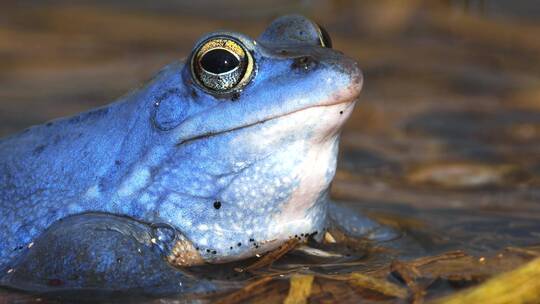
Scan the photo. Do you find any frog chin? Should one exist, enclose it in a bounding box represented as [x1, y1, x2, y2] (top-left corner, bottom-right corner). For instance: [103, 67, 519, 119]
[208, 136, 336, 264]
[215, 106, 344, 263]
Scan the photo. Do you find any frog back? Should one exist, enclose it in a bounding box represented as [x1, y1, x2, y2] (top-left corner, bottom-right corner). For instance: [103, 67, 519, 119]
[0, 92, 147, 264]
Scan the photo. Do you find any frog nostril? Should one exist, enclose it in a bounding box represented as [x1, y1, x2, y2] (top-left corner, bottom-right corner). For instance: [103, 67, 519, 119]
[292, 56, 317, 71]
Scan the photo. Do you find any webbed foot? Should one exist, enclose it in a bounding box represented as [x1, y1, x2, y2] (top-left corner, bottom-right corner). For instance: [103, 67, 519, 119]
[0, 213, 213, 296]
[328, 201, 400, 242]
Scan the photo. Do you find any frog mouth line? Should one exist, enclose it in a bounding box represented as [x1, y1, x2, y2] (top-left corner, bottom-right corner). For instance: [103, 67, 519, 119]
[178, 97, 357, 146]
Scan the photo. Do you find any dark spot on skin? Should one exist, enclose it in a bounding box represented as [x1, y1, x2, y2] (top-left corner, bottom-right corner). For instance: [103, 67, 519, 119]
[191, 89, 198, 98]
[255, 245, 259, 249]
[98, 179, 107, 191]
[213, 201, 221, 209]
[115, 160, 122, 166]
[249, 238, 254, 242]
[46, 122, 53, 127]
[196, 247, 200, 250]
[149, 166, 160, 179]
[47, 279, 63, 287]
[280, 50, 287, 55]
[53, 135, 62, 145]
[230, 246, 233, 250]
[206, 249, 211, 253]
[237, 242, 242, 247]
[33, 145, 46, 155]
[68, 108, 109, 124]
[212, 250, 217, 255]
[155, 88, 182, 105]
[231, 92, 240, 101]
[340, 111, 343, 115]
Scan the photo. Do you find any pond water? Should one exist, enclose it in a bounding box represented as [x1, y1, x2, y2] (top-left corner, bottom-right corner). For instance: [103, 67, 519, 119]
[1, 0, 539, 303]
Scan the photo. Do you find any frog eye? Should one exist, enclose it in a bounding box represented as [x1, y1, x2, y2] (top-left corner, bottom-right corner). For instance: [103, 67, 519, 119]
[191, 37, 254, 93]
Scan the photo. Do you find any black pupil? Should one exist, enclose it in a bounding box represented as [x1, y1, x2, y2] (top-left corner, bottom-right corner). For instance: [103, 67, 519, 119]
[200, 49, 240, 74]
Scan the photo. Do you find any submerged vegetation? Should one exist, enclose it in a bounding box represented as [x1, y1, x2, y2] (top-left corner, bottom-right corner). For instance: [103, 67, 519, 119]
[198, 230, 540, 303]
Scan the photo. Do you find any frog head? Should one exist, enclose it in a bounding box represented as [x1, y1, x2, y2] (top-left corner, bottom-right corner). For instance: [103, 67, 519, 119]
[119, 15, 362, 265]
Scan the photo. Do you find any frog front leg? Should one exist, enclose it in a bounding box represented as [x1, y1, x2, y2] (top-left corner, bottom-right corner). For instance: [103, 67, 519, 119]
[327, 201, 399, 242]
[0, 213, 212, 295]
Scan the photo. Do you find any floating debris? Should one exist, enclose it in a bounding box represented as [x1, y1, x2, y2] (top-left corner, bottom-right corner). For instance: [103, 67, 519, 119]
[283, 275, 314, 304]
[235, 239, 300, 273]
[347, 272, 408, 299]
[324, 232, 337, 244]
[292, 245, 344, 258]
[213, 277, 275, 304]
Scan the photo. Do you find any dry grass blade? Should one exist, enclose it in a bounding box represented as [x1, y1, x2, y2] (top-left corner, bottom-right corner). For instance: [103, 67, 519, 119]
[434, 257, 540, 304]
[283, 274, 314, 304]
[317, 272, 408, 299]
[236, 239, 300, 273]
[505, 246, 540, 257]
[213, 276, 274, 304]
[410, 251, 467, 267]
[348, 272, 408, 299]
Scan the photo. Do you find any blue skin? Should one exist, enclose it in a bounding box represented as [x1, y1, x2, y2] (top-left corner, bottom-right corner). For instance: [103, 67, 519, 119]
[0, 16, 389, 293]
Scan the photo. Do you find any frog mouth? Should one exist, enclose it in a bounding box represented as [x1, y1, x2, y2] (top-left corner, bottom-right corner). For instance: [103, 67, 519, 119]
[178, 96, 357, 145]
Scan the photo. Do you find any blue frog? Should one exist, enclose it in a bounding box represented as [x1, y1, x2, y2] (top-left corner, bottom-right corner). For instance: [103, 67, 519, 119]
[0, 15, 391, 294]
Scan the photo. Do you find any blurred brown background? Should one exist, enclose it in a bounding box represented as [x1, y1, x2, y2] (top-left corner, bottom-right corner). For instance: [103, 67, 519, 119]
[1, 0, 540, 258]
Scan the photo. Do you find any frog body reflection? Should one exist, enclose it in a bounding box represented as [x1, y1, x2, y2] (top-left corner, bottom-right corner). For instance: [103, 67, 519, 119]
[0, 15, 385, 294]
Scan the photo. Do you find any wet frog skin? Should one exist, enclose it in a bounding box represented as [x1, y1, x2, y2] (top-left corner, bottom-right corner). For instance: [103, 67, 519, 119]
[0, 15, 383, 293]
